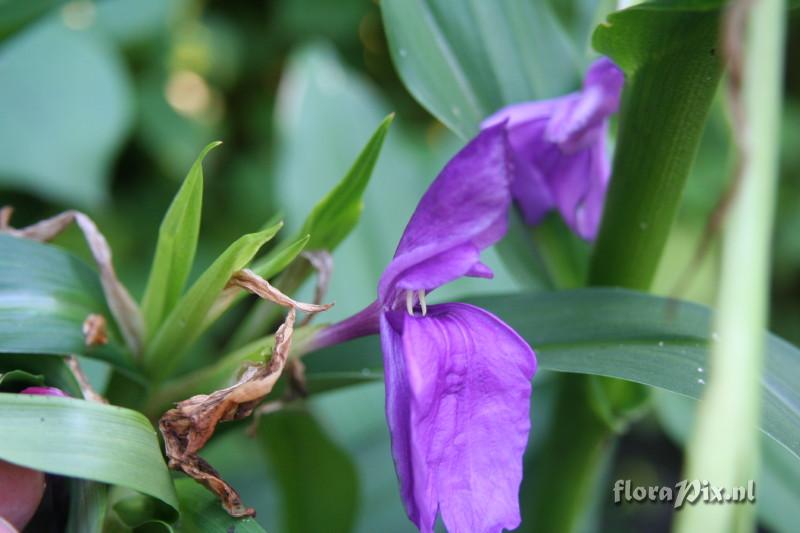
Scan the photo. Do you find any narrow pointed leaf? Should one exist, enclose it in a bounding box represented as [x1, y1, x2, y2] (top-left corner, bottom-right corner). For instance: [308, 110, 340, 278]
[232, 114, 393, 347]
[203, 234, 310, 329]
[144, 224, 282, 379]
[141, 142, 220, 338]
[298, 113, 393, 252]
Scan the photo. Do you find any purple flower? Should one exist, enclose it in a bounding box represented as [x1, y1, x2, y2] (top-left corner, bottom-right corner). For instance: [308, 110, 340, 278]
[482, 57, 624, 240]
[380, 125, 536, 533]
[316, 125, 537, 532]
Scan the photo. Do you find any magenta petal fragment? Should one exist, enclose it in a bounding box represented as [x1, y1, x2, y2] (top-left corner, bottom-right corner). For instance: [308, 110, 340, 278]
[379, 124, 512, 304]
[381, 303, 536, 533]
[19, 386, 68, 397]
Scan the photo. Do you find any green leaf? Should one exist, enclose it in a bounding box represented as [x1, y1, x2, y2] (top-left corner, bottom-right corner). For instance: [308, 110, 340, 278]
[0, 369, 44, 391]
[381, 0, 581, 138]
[0, 235, 134, 371]
[230, 111, 394, 347]
[144, 225, 282, 380]
[298, 113, 393, 252]
[655, 391, 800, 533]
[0, 355, 83, 397]
[258, 408, 359, 533]
[66, 480, 108, 533]
[174, 478, 267, 532]
[0, 18, 133, 208]
[203, 234, 311, 331]
[0, 393, 178, 513]
[305, 289, 800, 460]
[0, 0, 64, 41]
[588, 4, 723, 289]
[251, 234, 310, 280]
[141, 142, 221, 339]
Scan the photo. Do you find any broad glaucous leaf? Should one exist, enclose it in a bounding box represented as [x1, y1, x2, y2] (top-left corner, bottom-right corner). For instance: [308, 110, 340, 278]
[0, 393, 178, 513]
[305, 289, 800, 461]
[0, 235, 133, 371]
[381, 0, 581, 138]
[141, 141, 221, 339]
[0, 18, 133, 207]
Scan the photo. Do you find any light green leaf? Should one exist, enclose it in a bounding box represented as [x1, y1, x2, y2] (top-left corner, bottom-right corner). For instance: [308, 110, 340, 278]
[305, 289, 800, 460]
[381, 0, 580, 138]
[203, 234, 311, 331]
[258, 409, 359, 533]
[0, 393, 178, 513]
[174, 479, 267, 532]
[0, 235, 134, 371]
[230, 104, 394, 346]
[251, 234, 310, 281]
[141, 141, 221, 338]
[0, 18, 133, 208]
[297, 113, 393, 252]
[142, 141, 222, 335]
[144, 224, 282, 380]
[0, 0, 64, 41]
[0, 355, 83, 397]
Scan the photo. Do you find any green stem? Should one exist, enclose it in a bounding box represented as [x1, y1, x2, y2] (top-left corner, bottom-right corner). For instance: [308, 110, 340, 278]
[676, 1, 785, 531]
[526, 374, 613, 533]
[530, 6, 725, 531]
[589, 10, 723, 290]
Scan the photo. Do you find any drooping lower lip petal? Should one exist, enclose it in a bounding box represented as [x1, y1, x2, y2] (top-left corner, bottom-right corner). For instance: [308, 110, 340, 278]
[380, 303, 536, 533]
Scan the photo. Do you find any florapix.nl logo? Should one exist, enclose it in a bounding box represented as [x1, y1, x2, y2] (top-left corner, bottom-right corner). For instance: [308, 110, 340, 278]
[612, 479, 756, 509]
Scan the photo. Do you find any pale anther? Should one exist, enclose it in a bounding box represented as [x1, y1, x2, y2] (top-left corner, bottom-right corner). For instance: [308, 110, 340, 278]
[418, 289, 427, 316]
[406, 290, 414, 316]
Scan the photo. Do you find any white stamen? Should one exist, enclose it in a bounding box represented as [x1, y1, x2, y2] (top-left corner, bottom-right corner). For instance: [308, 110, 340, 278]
[406, 290, 414, 316]
[418, 289, 427, 316]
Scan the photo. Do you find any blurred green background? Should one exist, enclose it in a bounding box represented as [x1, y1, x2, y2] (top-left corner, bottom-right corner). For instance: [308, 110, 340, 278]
[1, 1, 799, 531]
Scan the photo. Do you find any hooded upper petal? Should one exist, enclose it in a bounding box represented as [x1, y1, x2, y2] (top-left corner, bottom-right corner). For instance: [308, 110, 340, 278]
[380, 303, 536, 533]
[378, 124, 513, 308]
[479, 57, 623, 240]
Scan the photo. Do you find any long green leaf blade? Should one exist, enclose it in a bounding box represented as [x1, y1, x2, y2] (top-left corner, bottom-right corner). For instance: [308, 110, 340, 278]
[381, 0, 580, 138]
[144, 224, 282, 379]
[299, 113, 393, 252]
[231, 114, 393, 347]
[0, 235, 133, 370]
[304, 289, 800, 460]
[0, 394, 178, 512]
[141, 142, 221, 339]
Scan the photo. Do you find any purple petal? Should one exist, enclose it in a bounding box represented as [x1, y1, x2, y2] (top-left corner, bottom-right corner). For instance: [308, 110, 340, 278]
[545, 58, 623, 151]
[479, 57, 623, 241]
[378, 125, 513, 307]
[19, 386, 68, 397]
[381, 304, 536, 533]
